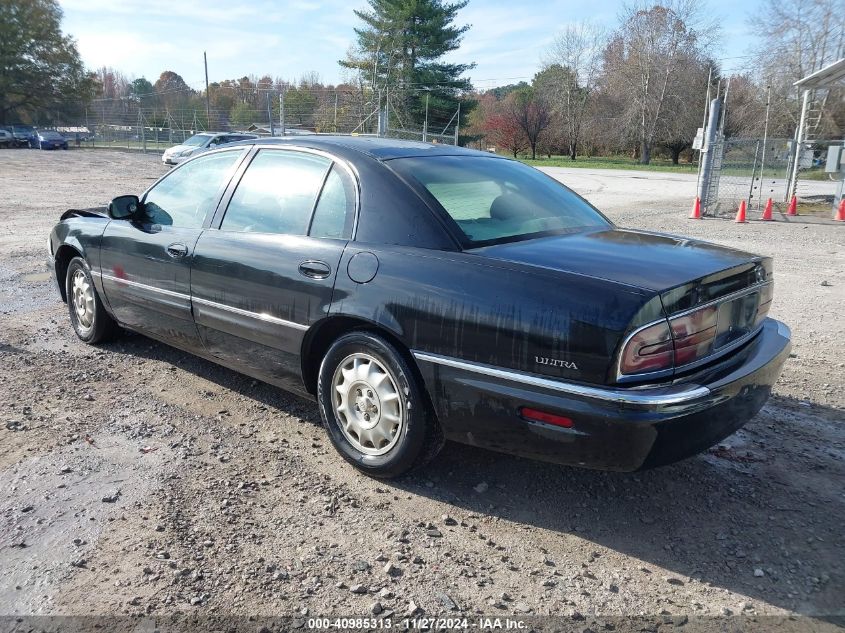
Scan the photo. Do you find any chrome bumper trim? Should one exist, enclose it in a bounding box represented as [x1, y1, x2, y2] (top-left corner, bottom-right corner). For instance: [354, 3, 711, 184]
[412, 351, 711, 406]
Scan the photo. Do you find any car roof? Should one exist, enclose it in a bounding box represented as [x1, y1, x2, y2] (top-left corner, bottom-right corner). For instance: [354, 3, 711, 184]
[227, 135, 504, 161]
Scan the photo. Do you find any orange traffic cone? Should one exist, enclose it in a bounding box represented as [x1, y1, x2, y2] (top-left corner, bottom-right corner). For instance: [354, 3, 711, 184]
[787, 196, 798, 216]
[835, 198, 845, 222]
[735, 200, 748, 223]
[761, 198, 774, 221]
[690, 197, 702, 219]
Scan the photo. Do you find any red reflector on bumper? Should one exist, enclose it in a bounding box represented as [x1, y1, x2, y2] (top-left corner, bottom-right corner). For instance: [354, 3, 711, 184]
[520, 407, 574, 428]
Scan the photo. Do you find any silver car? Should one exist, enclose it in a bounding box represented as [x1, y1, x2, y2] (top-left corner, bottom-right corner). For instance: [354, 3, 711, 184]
[162, 132, 258, 165]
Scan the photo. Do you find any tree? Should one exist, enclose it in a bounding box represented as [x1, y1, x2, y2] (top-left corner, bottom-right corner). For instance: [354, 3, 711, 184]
[0, 0, 97, 123]
[506, 87, 551, 160]
[129, 77, 154, 100]
[541, 22, 604, 160]
[721, 73, 768, 138]
[748, 0, 844, 137]
[229, 102, 254, 128]
[340, 0, 475, 131]
[485, 112, 527, 157]
[603, 1, 715, 163]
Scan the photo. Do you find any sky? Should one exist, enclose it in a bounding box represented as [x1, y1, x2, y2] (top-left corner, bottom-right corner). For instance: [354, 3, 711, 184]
[59, 0, 762, 91]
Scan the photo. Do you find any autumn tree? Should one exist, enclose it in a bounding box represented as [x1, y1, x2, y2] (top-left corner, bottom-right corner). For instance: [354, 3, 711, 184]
[748, 0, 844, 137]
[603, 1, 715, 163]
[541, 22, 604, 160]
[485, 112, 527, 157]
[506, 87, 551, 160]
[0, 0, 97, 123]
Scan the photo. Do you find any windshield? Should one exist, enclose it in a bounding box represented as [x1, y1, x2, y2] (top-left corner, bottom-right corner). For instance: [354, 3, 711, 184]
[389, 155, 611, 246]
[182, 134, 213, 147]
[39, 130, 63, 139]
[13, 126, 34, 134]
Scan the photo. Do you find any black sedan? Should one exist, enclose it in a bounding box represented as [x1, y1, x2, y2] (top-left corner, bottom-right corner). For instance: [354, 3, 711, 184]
[48, 137, 791, 478]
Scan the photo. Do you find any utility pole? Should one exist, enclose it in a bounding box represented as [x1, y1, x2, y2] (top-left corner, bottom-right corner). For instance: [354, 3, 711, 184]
[203, 51, 211, 129]
[267, 92, 274, 137]
[423, 93, 429, 142]
[333, 92, 338, 133]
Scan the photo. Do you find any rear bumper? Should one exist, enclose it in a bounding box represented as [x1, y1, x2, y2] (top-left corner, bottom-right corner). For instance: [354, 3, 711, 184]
[414, 318, 791, 471]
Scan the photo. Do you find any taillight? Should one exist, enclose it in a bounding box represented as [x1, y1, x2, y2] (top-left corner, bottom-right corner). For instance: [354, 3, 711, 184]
[670, 305, 718, 365]
[620, 284, 773, 377]
[619, 320, 674, 375]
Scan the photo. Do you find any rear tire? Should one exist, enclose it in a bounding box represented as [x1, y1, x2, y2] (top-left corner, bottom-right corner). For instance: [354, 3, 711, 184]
[317, 331, 441, 478]
[66, 257, 118, 344]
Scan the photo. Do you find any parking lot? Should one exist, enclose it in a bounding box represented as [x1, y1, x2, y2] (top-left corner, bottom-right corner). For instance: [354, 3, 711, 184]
[0, 149, 843, 627]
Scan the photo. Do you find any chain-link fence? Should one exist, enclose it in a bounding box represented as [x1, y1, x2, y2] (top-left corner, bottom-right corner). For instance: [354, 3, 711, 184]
[40, 87, 461, 153]
[701, 137, 842, 218]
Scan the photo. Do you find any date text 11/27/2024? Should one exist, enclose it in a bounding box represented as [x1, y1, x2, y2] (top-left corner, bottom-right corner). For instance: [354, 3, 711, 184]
[307, 617, 528, 630]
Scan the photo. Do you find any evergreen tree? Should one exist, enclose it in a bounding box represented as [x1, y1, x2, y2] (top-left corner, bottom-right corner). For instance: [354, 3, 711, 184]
[340, 0, 475, 135]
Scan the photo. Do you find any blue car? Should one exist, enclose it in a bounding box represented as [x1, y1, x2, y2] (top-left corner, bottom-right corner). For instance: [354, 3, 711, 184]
[36, 130, 69, 150]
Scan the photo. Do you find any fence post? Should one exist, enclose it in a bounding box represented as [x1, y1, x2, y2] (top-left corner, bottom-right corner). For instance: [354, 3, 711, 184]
[423, 94, 429, 142]
[787, 89, 811, 202]
[454, 102, 461, 146]
[279, 88, 285, 136]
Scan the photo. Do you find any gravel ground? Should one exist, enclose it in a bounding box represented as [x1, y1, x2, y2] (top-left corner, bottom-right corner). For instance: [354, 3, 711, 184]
[0, 149, 843, 630]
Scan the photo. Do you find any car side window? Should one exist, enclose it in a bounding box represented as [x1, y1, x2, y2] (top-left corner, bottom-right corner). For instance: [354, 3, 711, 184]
[142, 150, 242, 228]
[309, 164, 355, 239]
[221, 150, 330, 235]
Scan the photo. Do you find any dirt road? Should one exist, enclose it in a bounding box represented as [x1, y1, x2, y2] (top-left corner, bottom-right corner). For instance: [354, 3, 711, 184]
[1, 150, 843, 629]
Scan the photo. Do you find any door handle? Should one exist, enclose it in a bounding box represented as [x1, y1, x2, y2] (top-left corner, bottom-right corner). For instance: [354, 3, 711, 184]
[166, 242, 189, 259]
[298, 260, 331, 279]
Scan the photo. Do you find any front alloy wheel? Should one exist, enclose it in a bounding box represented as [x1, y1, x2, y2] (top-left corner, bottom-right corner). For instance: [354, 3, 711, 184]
[70, 269, 95, 333]
[65, 257, 118, 344]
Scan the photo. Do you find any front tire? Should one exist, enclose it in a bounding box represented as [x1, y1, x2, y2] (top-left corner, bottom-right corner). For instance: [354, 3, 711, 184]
[65, 257, 118, 344]
[317, 332, 441, 478]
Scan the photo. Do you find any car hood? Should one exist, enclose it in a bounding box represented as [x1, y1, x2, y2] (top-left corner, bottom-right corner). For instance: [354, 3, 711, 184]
[164, 144, 193, 154]
[469, 228, 764, 293]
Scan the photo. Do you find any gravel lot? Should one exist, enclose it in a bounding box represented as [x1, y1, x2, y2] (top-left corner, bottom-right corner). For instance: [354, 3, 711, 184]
[0, 149, 843, 629]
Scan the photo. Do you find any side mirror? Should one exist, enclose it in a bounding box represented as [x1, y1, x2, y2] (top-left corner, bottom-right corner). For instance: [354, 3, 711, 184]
[108, 195, 140, 220]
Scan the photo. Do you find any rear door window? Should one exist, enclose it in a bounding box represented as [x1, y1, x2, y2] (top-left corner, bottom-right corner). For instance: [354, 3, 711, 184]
[221, 150, 331, 235]
[308, 164, 356, 239]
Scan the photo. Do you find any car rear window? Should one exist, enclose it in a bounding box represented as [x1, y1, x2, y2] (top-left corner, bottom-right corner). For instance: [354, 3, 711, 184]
[389, 155, 610, 246]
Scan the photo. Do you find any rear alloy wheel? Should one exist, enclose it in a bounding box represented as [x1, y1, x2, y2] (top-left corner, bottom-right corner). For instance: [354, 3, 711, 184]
[66, 257, 118, 344]
[332, 352, 404, 455]
[317, 332, 441, 478]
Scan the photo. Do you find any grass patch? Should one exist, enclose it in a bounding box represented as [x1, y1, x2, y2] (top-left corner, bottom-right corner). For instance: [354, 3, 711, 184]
[516, 155, 698, 173]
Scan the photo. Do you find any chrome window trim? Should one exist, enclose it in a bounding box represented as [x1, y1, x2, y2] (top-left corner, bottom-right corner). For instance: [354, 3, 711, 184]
[412, 351, 710, 406]
[191, 296, 308, 331]
[616, 281, 774, 381]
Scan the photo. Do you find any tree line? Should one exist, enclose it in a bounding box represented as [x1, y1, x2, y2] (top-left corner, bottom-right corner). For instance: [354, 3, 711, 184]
[467, 0, 843, 164]
[2, 0, 842, 163]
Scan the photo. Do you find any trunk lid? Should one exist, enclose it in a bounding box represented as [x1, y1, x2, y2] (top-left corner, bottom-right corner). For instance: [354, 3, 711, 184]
[470, 228, 771, 314]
